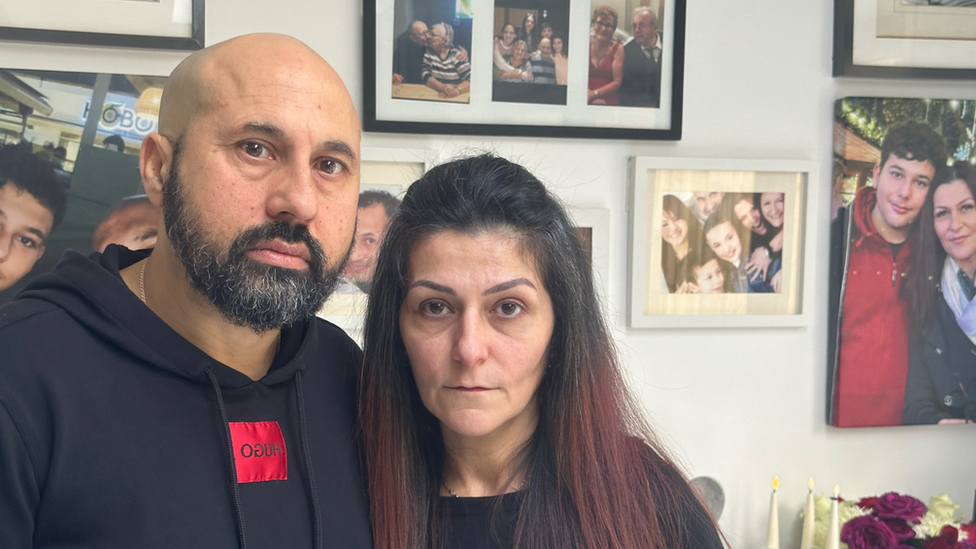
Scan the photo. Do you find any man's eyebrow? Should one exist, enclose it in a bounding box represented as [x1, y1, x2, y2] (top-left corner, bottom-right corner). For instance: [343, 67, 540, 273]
[484, 278, 536, 295]
[409, 280, 456, 295]
[320, 140, 357, 162]
[0, 207, 41, 242]
[242, 122, 284, 138]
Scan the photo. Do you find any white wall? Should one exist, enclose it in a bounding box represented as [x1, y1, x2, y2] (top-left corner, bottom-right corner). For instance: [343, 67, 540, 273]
[4, 1, 976, 547]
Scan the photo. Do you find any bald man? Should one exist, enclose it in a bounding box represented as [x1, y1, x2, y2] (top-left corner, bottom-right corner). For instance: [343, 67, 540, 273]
[0, 34, 372, 548]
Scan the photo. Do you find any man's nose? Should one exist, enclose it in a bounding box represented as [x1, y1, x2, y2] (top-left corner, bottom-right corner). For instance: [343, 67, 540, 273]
[266, 164, 319, 223]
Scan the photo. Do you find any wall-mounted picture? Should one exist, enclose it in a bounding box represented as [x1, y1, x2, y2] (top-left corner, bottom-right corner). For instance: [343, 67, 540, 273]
[586, 0, 664, 109]
[833, 0, 976, 78]
[490, 0, 570, 105]
[391, 0, 473, 103]
[568, 207, 610, 302]
[629, 157, 811, 329]
[0, 68, 166, 304]
[365, 0, 686, 140]
[0, 0, 204, 50]
[829, 97, 976, 428]
[316, 149, 435, 343]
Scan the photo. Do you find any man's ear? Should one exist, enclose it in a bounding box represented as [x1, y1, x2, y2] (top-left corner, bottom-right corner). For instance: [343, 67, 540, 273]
[140, 133, 173, 208]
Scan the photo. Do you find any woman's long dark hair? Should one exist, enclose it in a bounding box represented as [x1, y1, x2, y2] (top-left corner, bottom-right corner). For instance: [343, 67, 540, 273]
[661, 195, 703, 292]
[519, 13, 540, 50]
[904, 161, 976, 329]
[360, 154, 715, 549]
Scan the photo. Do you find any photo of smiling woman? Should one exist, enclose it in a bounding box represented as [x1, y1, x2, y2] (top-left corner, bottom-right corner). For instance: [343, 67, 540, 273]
[360, 154, 722, 549]
[660, 194, 703, 293]
[903, 161, 976, 424]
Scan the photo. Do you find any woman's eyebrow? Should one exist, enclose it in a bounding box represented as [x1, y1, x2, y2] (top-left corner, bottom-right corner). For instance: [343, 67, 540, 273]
[409, 280, 456, 295]
[484, 278, 536, 296]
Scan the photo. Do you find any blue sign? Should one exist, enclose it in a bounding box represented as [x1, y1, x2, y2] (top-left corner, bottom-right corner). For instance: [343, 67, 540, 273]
[81, 92, 158, 142]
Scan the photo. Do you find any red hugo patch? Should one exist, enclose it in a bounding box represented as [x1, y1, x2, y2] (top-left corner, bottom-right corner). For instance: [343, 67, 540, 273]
[228, 421, 287, 483]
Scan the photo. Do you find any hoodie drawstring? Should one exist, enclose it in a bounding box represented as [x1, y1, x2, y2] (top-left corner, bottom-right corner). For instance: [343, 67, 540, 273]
[205, 366, 249, 549]
[294, 370, 323, 549]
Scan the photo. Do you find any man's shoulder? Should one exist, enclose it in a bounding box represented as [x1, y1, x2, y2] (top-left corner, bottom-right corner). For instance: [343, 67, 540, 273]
[0, 297, 66, 336]
[306, 317, 363, 368]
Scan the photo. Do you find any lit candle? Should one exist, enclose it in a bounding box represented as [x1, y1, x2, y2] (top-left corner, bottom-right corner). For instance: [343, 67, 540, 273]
[825, 485, 841, 549]
[766, 477, 780, 549]
[799, 478, 816, 549]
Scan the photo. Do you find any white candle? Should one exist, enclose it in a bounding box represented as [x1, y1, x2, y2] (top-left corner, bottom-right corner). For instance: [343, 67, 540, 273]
[766, 477, 780, 549]
[799, 478, 816, 549]
[825, 485, 841, 549]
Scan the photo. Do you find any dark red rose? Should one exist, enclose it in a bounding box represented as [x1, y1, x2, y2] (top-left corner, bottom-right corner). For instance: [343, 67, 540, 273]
[882, 518, 917, 541]
[961, 523, 976, 541]
[873, 492, 927, 522]
[843, 516, 898, 549]
[860, 497, 880, 510]
[924, 525, 960, 549]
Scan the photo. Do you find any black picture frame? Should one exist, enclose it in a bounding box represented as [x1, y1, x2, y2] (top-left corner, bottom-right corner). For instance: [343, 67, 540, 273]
[0, 0, 205, 51]
[363, 0, 686, 140]
[833, 0, 976, 79]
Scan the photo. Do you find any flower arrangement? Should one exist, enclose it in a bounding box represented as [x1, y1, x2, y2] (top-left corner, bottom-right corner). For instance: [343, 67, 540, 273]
[809, 492, 975, 549]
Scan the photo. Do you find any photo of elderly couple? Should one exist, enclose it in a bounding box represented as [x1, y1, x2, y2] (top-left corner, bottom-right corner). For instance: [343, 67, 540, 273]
[830, 96, 976, 428]
[391, 0, 665, 108]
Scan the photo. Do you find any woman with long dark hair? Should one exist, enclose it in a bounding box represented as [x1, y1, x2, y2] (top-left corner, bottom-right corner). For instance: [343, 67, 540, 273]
[903, 161, 976, 424]
[519, 13, 540, 54]
[360, 154, 723, 549]
[661, 194, 703, 293]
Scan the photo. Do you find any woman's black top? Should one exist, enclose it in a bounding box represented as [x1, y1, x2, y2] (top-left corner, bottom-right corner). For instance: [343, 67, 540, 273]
[442, 492, 523, 549]
[440, 476, 724, 549]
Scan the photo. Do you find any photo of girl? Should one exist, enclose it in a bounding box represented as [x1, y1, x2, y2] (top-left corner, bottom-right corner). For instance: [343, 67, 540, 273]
[703, 206, 780, 293]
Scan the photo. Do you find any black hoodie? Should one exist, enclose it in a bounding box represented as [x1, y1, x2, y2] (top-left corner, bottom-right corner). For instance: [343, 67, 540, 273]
[0, 247, 372, 549]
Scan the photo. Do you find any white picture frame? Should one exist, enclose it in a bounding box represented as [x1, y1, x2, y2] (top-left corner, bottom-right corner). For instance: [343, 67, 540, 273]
[628, 156, 814, 329]
[0, 0, 205, 51]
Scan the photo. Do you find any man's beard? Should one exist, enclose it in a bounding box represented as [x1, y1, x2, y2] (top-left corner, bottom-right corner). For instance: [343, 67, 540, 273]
[162, 148, 346, 333]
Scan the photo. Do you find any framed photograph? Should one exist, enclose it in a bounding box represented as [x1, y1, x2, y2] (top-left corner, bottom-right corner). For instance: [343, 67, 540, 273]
[833, 0, 976, 78]
[363, 0, 686, 140]
[0, 0, 205, 51]
[628, 157, 813, 329]
[316, 148, 436, 344]
[829, 96, 976, 428]
[0, 67, 171, 303]
[568, 207, 610, 301]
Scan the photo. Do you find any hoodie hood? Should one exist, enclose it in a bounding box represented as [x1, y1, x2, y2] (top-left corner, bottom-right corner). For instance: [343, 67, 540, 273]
[16, 246, 311, 389]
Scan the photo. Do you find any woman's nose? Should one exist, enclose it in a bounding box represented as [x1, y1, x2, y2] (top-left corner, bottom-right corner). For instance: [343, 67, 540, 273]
[452, 312, 490, 367]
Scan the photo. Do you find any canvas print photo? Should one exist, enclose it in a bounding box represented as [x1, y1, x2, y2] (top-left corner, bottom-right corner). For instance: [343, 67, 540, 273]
[829, 96, 976, 428]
